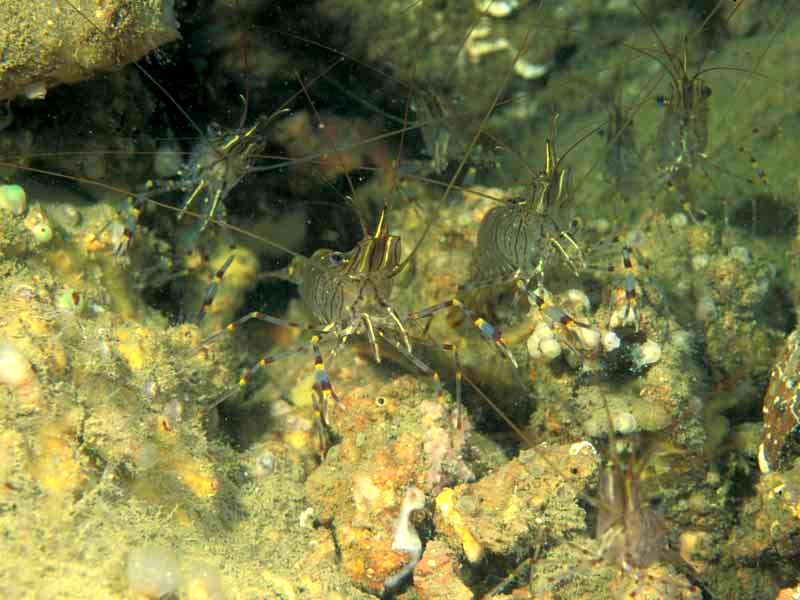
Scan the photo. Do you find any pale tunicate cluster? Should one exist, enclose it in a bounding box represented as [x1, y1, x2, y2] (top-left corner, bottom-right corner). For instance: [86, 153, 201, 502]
[527, 322, 562, 360]
[564, 288, 591, 315]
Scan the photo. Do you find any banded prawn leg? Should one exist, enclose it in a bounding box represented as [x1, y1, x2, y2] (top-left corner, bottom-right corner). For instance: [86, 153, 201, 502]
[378, 329, 470, 430]
[323, 279, 414, 368]
[194, 254, 237, 324]
[199, 308, 343, 452]
[95, 177, 233, 259]
[372, 327, 462, 406]
[505, 269, 614, 359]
[200, 309, 465, 452]
[582, 239, 650, 332]
[89, 190, 149, 257]
[405, 298, 519, 369]
[604, 244, 651, 333]
[94, 183, 199, 257]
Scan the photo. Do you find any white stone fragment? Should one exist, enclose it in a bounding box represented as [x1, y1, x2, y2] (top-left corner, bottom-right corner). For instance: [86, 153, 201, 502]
[602, 331, 621, 353]
[392, 487, 425, 553]
[299, 506, 315, 529]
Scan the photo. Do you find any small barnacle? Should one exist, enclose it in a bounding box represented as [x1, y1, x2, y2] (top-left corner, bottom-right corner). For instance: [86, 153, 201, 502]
[572, 322, 601, 351]
[56, 204, 81, 227]
[691, 253, 710, 271]
[23, 205, 53, 244]
[253, 450, 276, 478]
[0, 339, 42, 413]
[612, 412, 638, 435]
[527, 322, 561, 361]
[142, 379, 162, 405]
[539, 337, 562, 360]
[670, 212, 689, 228]
[11, 284, 37, 302]
[602, 331, 621, 353]
[631, 340, 662, 370]
[55, 287, 86, 314]
[569, 440, 597, 456]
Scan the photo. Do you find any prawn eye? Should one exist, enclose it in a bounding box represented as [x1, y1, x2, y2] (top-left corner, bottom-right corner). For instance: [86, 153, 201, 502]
[328, 252, 345, 267]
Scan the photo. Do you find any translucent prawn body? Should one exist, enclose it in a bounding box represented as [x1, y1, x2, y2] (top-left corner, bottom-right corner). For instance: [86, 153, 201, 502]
[172, 117, 269, 243]
[289, 216, 401, 327]
[596, 453, 666, 570]
[469, 136, 579, 288]
[654, 49, 712, 178]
